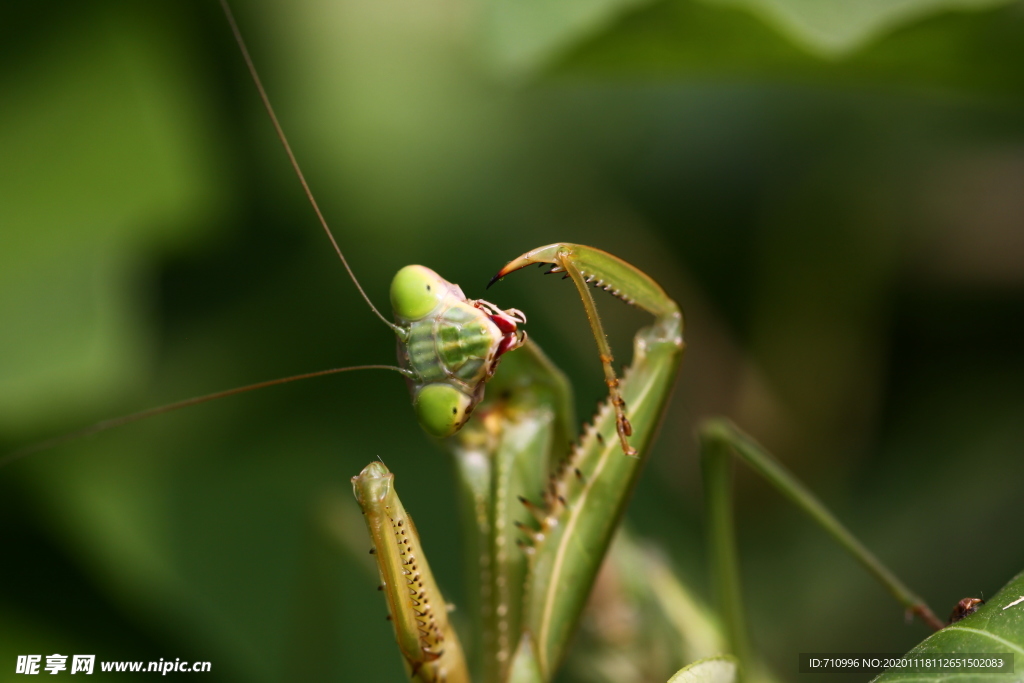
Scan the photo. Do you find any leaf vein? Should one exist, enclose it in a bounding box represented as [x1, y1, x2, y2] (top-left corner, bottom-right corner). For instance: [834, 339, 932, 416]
[940, 626, 1024, 656]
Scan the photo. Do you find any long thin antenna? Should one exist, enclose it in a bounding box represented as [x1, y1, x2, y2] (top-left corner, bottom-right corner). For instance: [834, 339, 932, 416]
[2, 6, 414, 467]
[218, 0, 401, 334]
[0, 365, 412, 468]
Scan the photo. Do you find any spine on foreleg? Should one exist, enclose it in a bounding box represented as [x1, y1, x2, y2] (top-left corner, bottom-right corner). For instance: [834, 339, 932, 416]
[518, 315, 684, 679]
[352, 462, 470, 683]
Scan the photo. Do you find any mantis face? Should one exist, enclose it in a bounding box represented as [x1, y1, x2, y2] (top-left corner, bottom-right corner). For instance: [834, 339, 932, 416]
[389, 265, 526, 438]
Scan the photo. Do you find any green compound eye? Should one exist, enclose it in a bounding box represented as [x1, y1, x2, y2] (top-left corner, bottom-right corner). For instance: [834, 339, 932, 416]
[390, 265, 446, 322]
[414, 383, 473, 438]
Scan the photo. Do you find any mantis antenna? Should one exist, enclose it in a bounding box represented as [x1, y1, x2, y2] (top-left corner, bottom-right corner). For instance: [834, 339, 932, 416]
[218, 0, 403, 336]
[0, 366, 413, 468]
[0, 3, 424, 466]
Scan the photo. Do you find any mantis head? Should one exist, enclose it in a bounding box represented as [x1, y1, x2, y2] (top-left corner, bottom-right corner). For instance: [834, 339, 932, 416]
[389, 265, 526, 438]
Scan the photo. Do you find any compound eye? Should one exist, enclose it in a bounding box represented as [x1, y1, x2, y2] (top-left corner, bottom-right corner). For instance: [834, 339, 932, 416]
[414, 383, 473, 438]
[390, 265, 446, 322]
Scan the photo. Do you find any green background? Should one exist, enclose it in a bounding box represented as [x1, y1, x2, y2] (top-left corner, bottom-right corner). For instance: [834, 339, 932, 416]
[1, 0, 1023, 680]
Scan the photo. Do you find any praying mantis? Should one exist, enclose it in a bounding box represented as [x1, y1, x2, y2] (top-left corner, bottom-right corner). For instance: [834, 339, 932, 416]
[2, 1, 1024, 682]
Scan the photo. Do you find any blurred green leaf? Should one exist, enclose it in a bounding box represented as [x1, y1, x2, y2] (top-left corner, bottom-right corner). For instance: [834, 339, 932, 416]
[668, 655, 738, 683]
[561, 0, 1024, 95]
[484, 0, 1021, 77]
[482, 0, 659, 75]
[702, 0, 1015, 56]
[875, 570, 1024, 682]
[0, 5, 226, 434]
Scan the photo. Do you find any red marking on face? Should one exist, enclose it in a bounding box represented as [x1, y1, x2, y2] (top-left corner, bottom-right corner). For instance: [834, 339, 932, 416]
[490, 312, 518, 335]
[494, 333, 519, 359]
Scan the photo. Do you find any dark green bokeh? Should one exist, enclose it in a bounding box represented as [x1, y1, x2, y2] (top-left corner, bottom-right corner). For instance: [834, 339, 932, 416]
[2, 0, 1022, 681]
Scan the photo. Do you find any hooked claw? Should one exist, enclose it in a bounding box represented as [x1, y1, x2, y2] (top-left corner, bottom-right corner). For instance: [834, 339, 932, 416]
[487, 244, 566, 289]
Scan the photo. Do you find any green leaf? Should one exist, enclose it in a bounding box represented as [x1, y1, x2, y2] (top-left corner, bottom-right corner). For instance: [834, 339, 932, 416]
[481, 0, 660, 75]
[667, 655, 738, 683]
[483, 0, 1018, 77]
[874, 570, 1024, 682]
[561, 0, 1024, 96]
[701, 0, 1015, 56]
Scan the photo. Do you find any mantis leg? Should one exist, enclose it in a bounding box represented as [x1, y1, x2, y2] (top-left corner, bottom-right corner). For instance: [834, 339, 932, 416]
[352, 462, 471, 683]
[565, 528, 729, 683]
[490, 243, 685, 679]
[354, 321, 578, 683]
[449, 340, 575, 683]
[492, 243, 683, 458]
[698, 419, 944, 676]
